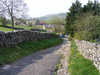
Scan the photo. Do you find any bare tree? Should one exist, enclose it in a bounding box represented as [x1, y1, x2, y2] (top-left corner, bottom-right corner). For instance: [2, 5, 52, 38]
[0, 0, 28, 28]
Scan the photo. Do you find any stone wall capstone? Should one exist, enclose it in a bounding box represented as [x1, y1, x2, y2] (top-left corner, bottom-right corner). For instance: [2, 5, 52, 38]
[75, 40, 100, 72]
[0, 30, 58, 47]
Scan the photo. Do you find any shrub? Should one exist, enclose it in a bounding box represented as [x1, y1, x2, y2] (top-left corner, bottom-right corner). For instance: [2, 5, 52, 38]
[0, 17, 8, 26]
[68, 34, 72, 41]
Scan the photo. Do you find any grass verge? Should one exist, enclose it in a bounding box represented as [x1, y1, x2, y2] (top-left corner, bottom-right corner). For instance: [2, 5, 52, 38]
[0, 26, 13, 32]
[0, 25, 43, 32]
[7, 24, 43, 30]
[68, 40, 100, 75]
[0, 37, 62, 65]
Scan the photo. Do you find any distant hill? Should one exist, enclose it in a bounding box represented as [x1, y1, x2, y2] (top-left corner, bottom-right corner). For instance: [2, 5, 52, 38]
[38, 13, 66, 21]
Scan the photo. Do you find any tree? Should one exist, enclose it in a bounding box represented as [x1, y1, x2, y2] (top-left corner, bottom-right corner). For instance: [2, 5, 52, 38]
[93, 0, 100, 15]
[44, 16, 65, 33]
[65, 0, 100, 40]
[0, 17, 8, 26]
[50, 16, 65, 33]
[0, 0, 28, 28]
[65, 0, 82, 35]
[83, 0, 93, 12]
[83, 0, 100, 15]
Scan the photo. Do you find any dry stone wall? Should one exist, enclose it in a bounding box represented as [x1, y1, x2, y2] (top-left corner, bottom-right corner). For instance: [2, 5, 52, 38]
[0, 30, 57, 47]
[75, 40, 100, 72]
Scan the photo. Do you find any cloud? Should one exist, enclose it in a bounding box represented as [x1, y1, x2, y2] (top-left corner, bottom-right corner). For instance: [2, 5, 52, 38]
[24, 0, 95, 18]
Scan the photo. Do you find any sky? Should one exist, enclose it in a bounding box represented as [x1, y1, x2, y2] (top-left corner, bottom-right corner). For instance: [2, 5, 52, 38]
[25, 0, 94, 18]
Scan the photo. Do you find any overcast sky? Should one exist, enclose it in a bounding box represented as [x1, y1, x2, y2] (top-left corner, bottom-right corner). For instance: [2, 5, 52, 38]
[25, 0, 94, 18]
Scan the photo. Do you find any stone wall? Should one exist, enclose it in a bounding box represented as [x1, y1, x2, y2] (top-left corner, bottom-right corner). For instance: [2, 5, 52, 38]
[0, 30, 57, 47]
[75, 40, 100, 71]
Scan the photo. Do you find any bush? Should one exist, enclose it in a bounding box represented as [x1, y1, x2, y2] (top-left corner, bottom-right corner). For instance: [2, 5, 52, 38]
[68, 34, 72, 41]
[72, 13, 100, 41]
[0, 17, 8, 26]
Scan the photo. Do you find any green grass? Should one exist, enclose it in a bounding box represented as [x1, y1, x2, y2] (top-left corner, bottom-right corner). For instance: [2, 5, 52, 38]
[8, 24, 43, 30]
[0, 26, 13, 32]
[68, 40, 100, 75]
[0, 25, 43, 32]
[0, 37, 62, 65]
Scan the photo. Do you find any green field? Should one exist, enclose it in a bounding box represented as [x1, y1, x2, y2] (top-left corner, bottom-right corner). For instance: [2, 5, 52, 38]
[0, 25, 43, 32]
[0, 26, 13, 32]
[8, 24, 43, 30]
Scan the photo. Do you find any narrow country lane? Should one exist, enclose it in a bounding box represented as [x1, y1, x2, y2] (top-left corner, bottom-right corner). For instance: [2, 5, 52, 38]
[0, 38, 69, 75]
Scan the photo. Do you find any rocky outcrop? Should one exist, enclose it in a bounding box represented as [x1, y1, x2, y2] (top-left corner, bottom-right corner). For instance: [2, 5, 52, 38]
[0, 30, 57, 47]
[75, 40, 100, 72]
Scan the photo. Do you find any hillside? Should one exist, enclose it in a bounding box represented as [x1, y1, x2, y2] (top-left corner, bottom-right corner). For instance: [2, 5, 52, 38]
[38, 13, 66, 21]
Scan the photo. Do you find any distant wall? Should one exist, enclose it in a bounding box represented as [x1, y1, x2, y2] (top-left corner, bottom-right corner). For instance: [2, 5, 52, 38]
[0, 30, 58, 47]
[75, 40, 100, 72]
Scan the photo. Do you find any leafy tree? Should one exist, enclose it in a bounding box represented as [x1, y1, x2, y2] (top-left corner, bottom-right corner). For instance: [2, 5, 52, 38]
[93, 0, 100, 15]
[83, 0, 100, 15]
[65, 0, 100, 40]
[49, 16, 65, 33]
[65, 0, 82, 35]
[0, 17, 8, 26]
[44, 16, 65, 33]
[73, 13, 100, 40]
[83, 0, 93, 12]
